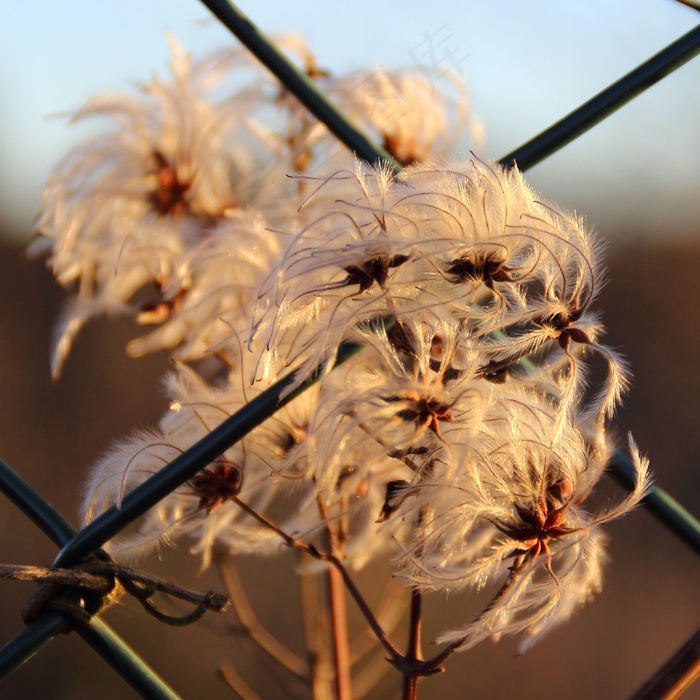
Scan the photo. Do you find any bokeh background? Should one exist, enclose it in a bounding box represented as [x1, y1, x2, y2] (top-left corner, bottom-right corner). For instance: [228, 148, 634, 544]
[1, 1, 699, 698]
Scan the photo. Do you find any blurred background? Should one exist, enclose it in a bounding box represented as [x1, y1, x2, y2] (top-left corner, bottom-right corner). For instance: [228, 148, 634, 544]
[1, 1, 699, 698]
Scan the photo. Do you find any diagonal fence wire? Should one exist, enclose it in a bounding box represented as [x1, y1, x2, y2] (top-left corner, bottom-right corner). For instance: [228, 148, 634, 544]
[0, 337, 369, 688]
[200, 0, 402, 172]
[200, 0, 700, 173]
[498, 21, 700, 170]
[2, 2, 700, 696]
[0, 458, 182, 698]
[53, 338, 367, 568]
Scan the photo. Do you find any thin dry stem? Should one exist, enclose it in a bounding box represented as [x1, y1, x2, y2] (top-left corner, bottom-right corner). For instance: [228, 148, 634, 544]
[402, 504, 427, 700]
[629, 627, 700, 700]
[232, 495, 403, 663]
[0, 563, 112, 591]
[350, 578, 409, 663]
[218, 660, 264, 700]
[402, 589, 424, 700]
[300, 560, 334, 700]
[215, 554, 309, 679]
[325, 510, 353, 700]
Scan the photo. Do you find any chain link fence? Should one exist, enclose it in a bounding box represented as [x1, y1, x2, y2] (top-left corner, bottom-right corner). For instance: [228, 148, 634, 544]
[1, 2, 700, 698]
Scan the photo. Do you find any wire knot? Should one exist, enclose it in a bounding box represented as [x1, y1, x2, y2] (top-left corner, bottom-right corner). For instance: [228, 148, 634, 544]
[0, 559, 229, 631]
[20, 559, 117, 629]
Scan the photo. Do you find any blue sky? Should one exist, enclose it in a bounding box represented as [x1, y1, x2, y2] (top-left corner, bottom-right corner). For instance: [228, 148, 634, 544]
[2, 0, 699, 241]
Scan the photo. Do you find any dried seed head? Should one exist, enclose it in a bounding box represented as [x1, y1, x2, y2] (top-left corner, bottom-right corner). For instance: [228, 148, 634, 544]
[190, 461, 243, 513]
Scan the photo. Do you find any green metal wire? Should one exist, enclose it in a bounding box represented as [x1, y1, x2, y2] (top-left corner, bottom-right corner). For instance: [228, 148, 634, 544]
[0, 457, 75, 548]
[199, 1, 700, 174]
[200, 0, 401, 172]
[0, 458, 183, 699]
[54, 334, 371, 567]
[0, 618, 183, 700]
[0, 613, 69, 681]
[78, 620, 183, 700]
[611, 450, 700, 555]
[499, 23, 700, 170]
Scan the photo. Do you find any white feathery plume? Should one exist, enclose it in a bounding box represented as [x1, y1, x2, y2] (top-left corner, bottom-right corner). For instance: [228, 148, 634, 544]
[24, 33, 653, 659]
[32, 35, 275, 378]
[393, 392, 651, 652]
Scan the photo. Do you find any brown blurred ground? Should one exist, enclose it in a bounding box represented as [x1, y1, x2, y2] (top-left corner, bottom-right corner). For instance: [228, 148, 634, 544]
[0, 233, 698, 700]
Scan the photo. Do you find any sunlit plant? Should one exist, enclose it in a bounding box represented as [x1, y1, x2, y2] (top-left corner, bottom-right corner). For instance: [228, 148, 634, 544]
[31, 27, 654, 700]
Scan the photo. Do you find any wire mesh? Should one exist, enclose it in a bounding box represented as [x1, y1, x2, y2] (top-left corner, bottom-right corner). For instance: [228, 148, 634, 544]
[1, 2, 700, 698]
